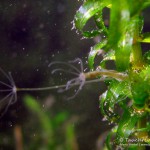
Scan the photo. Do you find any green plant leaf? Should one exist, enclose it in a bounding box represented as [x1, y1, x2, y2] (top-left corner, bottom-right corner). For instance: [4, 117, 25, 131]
[116, 107, 139, 144]
[108, 0, 131, 71]
[100, 50, 115, 68]
[74, 0, 110, 37]
[108, 0, 129, 49]
[138, 32, 150, 43]
[24, 95, 53, 138]
[108, 1, 144, 71]
[130, 66, 150, 106]
[142, 0, 150, 9]
[127, 0, 144, 16]
[88, 39, 107, 69]
[100, 79, 131, 122]
[94, 11, 108, 35]
[65, 123, 77, 150]
[82, 29, 104, 38]
[53, 112, 68, 129]
[24, 95, 42, 112]
[105, 132, 113, 150]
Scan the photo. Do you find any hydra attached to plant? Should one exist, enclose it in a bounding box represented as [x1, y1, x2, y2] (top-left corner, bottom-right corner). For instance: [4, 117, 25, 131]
[0, 58, 127, 117]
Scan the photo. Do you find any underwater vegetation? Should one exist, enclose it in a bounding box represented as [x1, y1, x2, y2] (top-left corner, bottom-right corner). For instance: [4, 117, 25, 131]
[73, 0, 150, 149]
[1, 0, 150, 150]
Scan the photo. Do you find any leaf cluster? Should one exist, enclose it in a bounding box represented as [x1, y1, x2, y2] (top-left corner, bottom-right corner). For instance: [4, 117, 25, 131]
[74, 0, 150, 149]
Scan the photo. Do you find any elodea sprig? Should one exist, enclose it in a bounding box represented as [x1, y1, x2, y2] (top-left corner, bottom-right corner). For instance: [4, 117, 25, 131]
[74, 0, 150, 149]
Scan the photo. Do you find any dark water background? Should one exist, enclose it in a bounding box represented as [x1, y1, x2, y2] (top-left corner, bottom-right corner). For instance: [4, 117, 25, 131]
[0, 1, 149, 150]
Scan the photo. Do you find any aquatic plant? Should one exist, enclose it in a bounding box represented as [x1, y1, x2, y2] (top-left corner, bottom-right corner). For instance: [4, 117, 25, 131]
[0, 0, 150, 149]
[74, 0, 150, 149]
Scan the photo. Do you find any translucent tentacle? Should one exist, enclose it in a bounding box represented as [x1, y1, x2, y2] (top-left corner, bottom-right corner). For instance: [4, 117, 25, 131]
[49, 61, 81, 73]
[58, 78, 79, 93]
[51, 68, 79, 76]
[0, 81, 12, 88]
[66, 78, 85, 100]
[0, 68, 17, 117]
[0, 92, 14, 118]
[69, 58, 83, 72]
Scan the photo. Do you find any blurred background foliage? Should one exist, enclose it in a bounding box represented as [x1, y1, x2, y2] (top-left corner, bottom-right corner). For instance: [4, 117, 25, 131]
[0, 0, 149, 150]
